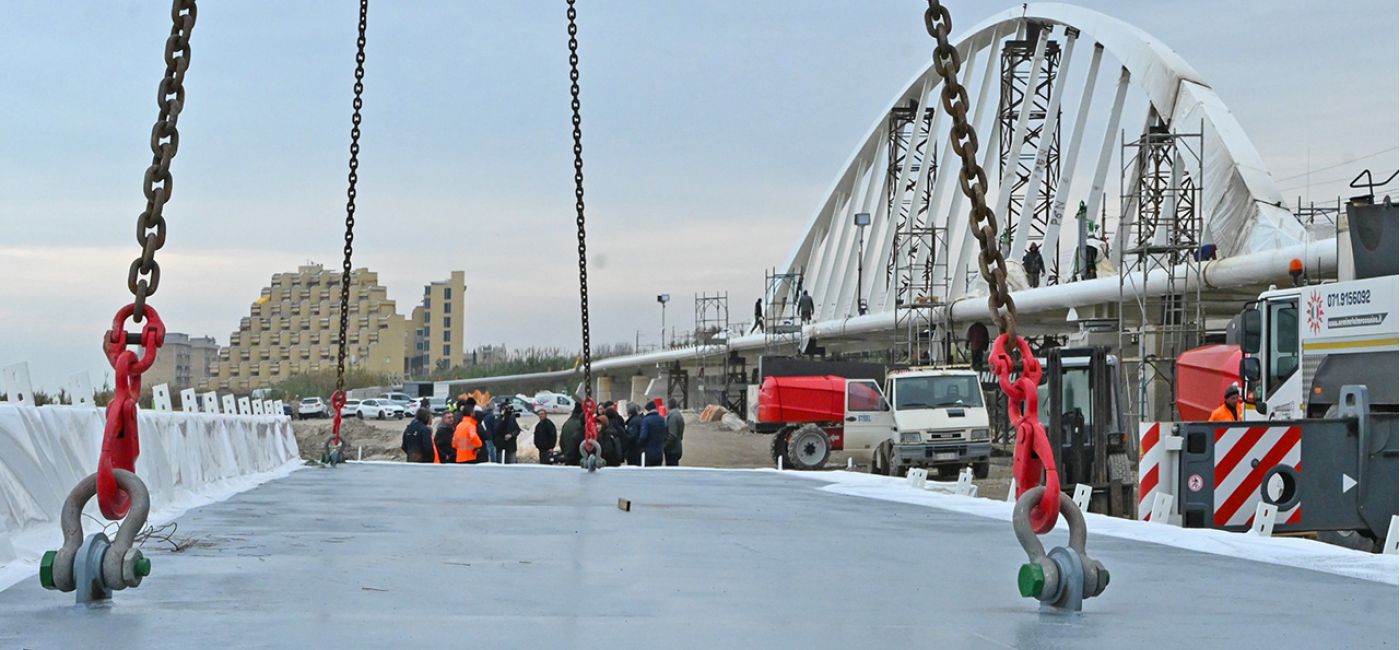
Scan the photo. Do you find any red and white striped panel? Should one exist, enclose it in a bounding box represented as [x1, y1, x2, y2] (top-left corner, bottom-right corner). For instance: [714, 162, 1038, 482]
[1137, 422, 1164, 520]
[1213, 425, 1302, 527]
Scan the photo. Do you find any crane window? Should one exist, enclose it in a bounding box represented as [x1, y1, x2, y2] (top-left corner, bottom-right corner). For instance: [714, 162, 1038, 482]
[1267, 299, 1299, 394]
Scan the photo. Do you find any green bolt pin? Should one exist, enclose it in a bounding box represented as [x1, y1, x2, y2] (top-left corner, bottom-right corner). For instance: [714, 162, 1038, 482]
[134, 556, 152, 578]
[1017, 562, 1045, 599]
[39, 551, 57, 590]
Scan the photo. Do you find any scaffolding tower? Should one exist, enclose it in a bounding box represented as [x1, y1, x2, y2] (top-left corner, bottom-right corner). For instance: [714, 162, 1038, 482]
[763, 268, 805, 355]
[998, 30, 1062, 256]
[1117, 117, 1205, 425]
[692, 292, 743, 411]
[884, 99, 938, 291]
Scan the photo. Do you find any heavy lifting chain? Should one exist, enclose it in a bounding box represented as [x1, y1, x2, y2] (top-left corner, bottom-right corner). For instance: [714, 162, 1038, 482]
[924, 0, 1104, 611]
[566, 0, 602, 471]
[43, 0, 196, 602]
[328, 0, 369, 464]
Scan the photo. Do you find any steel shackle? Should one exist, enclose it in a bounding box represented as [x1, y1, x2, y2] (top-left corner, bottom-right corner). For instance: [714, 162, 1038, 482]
[1011, 486, 1108, 607]
[41, 469, 152, 593]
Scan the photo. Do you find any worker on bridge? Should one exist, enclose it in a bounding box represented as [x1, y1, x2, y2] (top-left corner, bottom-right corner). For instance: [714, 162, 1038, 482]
[751, 298, 764, 333]
[1209, 385, 1244, 422]
[798, 290, 815, 323]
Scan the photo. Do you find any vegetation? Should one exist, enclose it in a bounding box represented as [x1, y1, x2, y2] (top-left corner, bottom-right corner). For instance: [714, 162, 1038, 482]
[272, 367, 397, 401]
[418, 347, 574, 382]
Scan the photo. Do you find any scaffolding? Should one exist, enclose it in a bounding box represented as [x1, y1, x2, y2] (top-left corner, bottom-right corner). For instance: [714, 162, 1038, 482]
[883, 99, 938, 291]
[763, 268, 805, 355]
[1117, 117, 1205, 425]
[998, 30, 1062, 256]
[692, 292, 743, 411]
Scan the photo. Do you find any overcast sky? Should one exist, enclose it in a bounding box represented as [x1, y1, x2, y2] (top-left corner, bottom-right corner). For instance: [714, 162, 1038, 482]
[2, 0, 1396, 391]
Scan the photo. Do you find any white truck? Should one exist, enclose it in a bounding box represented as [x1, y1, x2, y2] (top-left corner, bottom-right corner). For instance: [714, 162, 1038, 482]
[761, 367, 992, 476]
[1240, 273, 1397, 419]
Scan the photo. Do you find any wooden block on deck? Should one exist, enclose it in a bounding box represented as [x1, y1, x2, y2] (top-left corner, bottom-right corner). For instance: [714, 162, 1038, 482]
[617, 498, 631, 512]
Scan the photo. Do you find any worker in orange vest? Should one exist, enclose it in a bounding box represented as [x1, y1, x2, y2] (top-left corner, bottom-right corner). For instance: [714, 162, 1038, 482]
[1209, 385, 1244, 422]
[453, 398, 483, 463]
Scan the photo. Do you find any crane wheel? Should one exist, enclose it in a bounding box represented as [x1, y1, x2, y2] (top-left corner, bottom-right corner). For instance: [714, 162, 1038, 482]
[786, 424, 830, 471]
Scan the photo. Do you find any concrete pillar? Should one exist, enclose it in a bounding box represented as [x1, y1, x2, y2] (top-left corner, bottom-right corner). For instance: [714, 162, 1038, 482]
[596, 376, 614, 403]
[630, 375, 650, 405]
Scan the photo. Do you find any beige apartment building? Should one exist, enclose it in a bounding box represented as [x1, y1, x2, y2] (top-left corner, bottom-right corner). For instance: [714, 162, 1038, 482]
[200, 264, 414, 393]
[408, 271, 466, 374]
[143, 333, 220, 392]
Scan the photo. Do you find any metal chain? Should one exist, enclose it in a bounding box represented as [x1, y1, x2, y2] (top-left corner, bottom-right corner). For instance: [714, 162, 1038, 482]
[128, 0, 197, 322]
[565, 0, 595, 438]
[335, 0, 368, 402]
[924, 1, 1017, 344]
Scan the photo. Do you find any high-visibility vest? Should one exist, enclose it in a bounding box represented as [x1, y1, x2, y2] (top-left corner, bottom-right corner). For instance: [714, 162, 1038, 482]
[453, 416, 481, 463]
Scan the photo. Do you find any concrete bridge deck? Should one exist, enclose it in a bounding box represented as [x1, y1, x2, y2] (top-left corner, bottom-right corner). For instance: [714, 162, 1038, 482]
[1, 464, 1393, 648]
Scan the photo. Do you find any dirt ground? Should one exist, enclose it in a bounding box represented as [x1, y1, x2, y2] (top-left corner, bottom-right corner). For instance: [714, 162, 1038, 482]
[291, 411, 1011, 494]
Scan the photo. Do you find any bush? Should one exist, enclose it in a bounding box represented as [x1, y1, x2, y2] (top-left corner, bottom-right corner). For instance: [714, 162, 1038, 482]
[273, 367, 396, 401]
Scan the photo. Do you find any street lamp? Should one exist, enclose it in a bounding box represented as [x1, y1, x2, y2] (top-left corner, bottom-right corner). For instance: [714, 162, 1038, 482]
[854, 212, 871, 315]
[657, 293, 670, 348]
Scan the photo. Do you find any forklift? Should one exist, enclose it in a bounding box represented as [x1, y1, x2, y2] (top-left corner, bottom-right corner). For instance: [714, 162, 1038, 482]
[1042, 347, 1136, 518]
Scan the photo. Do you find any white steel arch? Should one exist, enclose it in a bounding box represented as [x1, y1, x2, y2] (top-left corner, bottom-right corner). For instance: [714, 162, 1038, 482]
[779, 3, 1303, 320]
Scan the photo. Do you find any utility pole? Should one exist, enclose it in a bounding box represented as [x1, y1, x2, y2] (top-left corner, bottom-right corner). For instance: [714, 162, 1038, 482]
[854, 212, 871, 315]
[657, 294, 670, 348]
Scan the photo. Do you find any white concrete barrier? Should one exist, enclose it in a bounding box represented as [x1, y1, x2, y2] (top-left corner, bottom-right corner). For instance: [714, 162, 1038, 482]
[0, 403, 299, 589]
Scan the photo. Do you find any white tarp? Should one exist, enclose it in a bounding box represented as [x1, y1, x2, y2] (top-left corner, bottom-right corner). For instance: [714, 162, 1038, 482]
[0, 404, 300, 590]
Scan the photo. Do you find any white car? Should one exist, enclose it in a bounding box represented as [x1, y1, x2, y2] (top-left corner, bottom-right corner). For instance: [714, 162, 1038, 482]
[380, 392, 414, 410]
[340, 399, 362, 418]
[297, 397, 329, 419]
[532, 392, 576, 414]
[356, 398, 405, 420]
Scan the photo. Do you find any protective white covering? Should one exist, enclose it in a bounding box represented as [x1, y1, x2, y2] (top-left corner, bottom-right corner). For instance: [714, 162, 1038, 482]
[790, 470, 1398, 585]
[0, 404, 300, 590]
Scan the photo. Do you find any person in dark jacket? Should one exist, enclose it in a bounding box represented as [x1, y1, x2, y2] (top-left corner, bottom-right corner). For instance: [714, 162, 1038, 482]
[533, 408, 558, 464]
[664, 398, 685, 466]
[798, 290, 815, 323]
[402, 408, 436, 462]
[560, 402, 585, 466]
[496, 405, 521, 464]
[638, 401, 668, 467]
[478, 406, 498, 463]
[1023, 242, 1045, 288]
[598, 408, 625, 468]
[623, 403, 643, 466]
[434, 409, 459, 465]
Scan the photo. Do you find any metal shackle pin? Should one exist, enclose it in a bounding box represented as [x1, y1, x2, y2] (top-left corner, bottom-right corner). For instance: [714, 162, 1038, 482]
[1011, 486, 1109, 611]
[40, 469, 153, 603]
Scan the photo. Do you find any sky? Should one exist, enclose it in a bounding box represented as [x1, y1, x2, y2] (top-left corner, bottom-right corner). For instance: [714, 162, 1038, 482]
[1, 0, 1396, 392]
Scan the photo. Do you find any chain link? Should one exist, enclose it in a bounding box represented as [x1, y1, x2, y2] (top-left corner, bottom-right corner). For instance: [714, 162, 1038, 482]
[127, 0, 197, 322]
[565, 0, 596, 438]
[335, 0, 368, 407]
[924, 1, 1017, 344]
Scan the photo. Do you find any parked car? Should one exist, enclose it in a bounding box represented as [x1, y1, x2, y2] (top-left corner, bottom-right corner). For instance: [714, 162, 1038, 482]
[298, 397, 329, 419]
[491, 395, 539, 415]
[405, 396, 449, 415]
[340, 399, 362, 418]
[381, 392, 414, 409]
[533, 392, 576, 414]
[356, 398, 405, 420]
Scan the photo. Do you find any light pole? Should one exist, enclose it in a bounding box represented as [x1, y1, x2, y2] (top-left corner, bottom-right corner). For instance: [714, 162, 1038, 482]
[657, 294, 670, 348]
[854, 212, 871, 315]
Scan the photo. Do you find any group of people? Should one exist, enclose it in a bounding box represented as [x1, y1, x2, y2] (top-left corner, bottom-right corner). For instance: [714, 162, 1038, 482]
[398, 397, 524, 464]
[557, 398, 685, 468]
[400, 396, 686, 468]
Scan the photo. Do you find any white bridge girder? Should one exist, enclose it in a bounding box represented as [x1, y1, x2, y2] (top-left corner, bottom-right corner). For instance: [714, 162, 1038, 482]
[780, 2, 1305, 323]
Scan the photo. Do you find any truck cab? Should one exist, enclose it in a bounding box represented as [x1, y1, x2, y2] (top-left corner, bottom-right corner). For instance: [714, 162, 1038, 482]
[1240, 275, 1398, 419]
[870, 368, 992, 478]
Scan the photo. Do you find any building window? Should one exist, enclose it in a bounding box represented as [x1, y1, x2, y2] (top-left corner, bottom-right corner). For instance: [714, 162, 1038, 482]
[423, 312, 430, 323]
[443, 316, 451, 328]
[443, 287, 452, 300]
[443, 343, 451, 356]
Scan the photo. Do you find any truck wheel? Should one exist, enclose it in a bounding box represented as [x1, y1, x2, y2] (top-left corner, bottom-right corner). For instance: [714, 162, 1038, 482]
[786, 424, 830, 471]
[1107, 452, 1132, 483]
[973, 461, 989, 479]
[871, 441, 894, 476]
[770, 427, 794, 468]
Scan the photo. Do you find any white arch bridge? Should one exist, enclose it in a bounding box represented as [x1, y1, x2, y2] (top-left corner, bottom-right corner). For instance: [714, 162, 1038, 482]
[444, 3, 1335, 406]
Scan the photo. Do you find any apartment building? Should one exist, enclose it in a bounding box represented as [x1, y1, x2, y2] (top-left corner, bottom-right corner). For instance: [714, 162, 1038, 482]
[143, 333, 219, 392]
[408, 271, 466, 374]
[200, 264, 411, 393]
